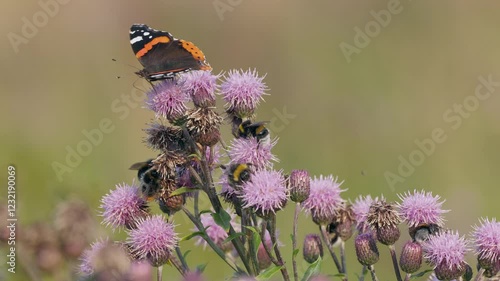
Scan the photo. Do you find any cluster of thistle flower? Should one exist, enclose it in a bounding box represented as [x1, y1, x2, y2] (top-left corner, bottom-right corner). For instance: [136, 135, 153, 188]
[79, 69, 500, 281]
[0, 199, 94, 278]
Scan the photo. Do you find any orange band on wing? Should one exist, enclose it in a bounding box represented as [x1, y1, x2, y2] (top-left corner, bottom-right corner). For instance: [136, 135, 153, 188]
[136, 36, 170, 58]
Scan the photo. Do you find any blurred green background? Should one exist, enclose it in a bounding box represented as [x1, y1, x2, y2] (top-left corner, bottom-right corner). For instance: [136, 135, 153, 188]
[1, 1, 499, 280]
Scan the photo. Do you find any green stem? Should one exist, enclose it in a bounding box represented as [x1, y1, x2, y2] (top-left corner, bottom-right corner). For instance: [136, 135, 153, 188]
[341, 241, 348, 278]
[260, 221, 279, 265]
[175, 246, 189, 272]
[269, 215, 291, 281]
[157, 265, 163, 281]
[244, 209, 260, 273]
[474, 268, 485, 281]
[169, 255, 186, 276]
[359, 266, 367, 281]
[182, 207, 239, 272]
[292, 203, 300, 281]
[182, 127, 252, 275]
[194, 191, 199, 218]
[368, 265, 379, 281]
[319, 225, 343, 274]
[389, 245, 402, 281]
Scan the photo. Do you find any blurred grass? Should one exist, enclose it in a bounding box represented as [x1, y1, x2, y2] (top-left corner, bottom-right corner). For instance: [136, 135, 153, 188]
[1, 1, 500, 280]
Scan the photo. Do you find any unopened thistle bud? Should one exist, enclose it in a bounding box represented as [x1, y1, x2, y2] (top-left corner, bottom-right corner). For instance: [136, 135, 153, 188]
[289, 169, 310, 203]
[399, 241, 422, 274]
[303, 234, 323, 264]
[355, 232, 379, 266]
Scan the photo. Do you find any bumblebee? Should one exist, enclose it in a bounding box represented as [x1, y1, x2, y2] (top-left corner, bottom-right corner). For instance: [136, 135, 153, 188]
[129, 160, 162, 201]
[409, 223, 441, 244]
[238, 120, 270, 145]
[326, 222, 342, 247]
[224, 163, 253, 189]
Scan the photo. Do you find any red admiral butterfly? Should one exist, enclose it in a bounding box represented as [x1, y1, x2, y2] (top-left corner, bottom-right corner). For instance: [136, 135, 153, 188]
[130, 24, 212, 81]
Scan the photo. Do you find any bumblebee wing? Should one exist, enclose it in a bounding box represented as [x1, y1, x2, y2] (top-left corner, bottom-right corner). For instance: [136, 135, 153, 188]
[129, 159, 153, 170]
[245, 121, 270, 128]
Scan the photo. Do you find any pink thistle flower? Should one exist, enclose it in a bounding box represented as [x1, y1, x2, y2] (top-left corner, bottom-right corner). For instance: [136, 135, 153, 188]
[127, 215, 178, 267]
[180, 70, 219, 107]
[228, 137, 278, 170]
[100, 183, 149, 230]
[397, 190, 448, 228]
[146, 80, 189, 121]
[301, 175, 346, 225]
[472, 217, 500, 269]
[423, 231, 469, 280]
[79, 238, 109, 276]
[240, 169, 288, 216]
[352, 195, 376, 233]
[182, 271, 207, 281]
[219, 171, 237, 197]
[221, 69, 267, 117]
[193, 208, 240, 252]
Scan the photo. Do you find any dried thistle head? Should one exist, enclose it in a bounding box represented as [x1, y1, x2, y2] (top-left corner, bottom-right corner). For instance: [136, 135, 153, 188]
[185, 107, 223, 147]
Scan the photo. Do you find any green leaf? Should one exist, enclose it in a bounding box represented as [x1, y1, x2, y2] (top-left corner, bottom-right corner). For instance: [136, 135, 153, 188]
[256, 264, 283, 280]
[223, 232, 246, 243]
[196, 263, 207, 273]
[411, 269, 433, 279]
[293, 248, 300, 258]
[244, 225, 260, 234]
[212, 209, 231, 231]
[170, 186, 195, 197]
[301, 256, 322, 281]
[252, 231, 262, 254]
[199, 209, 212, 215]
[180, 231, 206, 242]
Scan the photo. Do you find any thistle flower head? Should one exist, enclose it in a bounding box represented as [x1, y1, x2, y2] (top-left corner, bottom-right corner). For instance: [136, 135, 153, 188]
[228, 137, 278, 170]
[100, 183, 149, 230]
[301, 175, 346, 225]
[144, 123, 185, 152]
[79, 239, 130, 277]
[288, 169, 310, 203]
[127, 215, 178, 267]
[399, 241, 423, 274]
[355, 232, 379, 266]
[240, 169, 288, 216]
[146, 80, 189, 122]
[331, 204, 355, 242]
[303, 234, 323, 264]
[79, 238, 109, 276]
[423, 231, 469, 280]
[472, 217, 500, 270]
[352, 195, 376, 233]
[180, 70, 219, 107]
[367, 197, 401, 245]
[182, 271, 207, 281]
[221, 69, 267, 118]
[367, 197, 401, 229]
[185, 107, 223, 146]
[398, 190, 448, 228]
[194, 209, 240, 252]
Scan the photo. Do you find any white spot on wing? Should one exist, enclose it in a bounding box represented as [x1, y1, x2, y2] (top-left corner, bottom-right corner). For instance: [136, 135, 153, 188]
[144, 32, 150, 36]
[130, 36, 143, 44]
